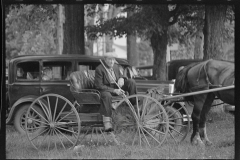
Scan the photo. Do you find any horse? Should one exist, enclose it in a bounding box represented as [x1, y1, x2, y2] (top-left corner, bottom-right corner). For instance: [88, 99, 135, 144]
[174, 59, 234, 146]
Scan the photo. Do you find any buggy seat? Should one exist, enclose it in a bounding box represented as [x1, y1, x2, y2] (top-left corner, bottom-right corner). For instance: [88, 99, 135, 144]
[70, 70, 100, 104]
[70, 70, 123, 105]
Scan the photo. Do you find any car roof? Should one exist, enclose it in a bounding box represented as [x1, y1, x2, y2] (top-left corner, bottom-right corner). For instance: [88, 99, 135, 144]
[9, 54, 130, 66]
[135, 65, 153, 69]
[167, 59, 203, 65]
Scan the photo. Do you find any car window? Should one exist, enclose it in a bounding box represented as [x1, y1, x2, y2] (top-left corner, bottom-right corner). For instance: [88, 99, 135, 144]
[42, 61, 72, 81]
[77, 62, 98, 71]
[138, 68, 153, 77]
[77, 62, 129, 73]
[16, 61, 40, 81]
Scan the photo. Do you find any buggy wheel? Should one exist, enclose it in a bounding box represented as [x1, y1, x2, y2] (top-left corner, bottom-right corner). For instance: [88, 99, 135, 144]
[113, 94, 169, 147]
[162, 101, 190, 143]
[25, 94, 81, 151]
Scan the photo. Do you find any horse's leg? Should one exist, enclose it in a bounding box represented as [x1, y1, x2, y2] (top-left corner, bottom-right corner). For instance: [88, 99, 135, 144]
[191, 94, 206, 146]
[199, 93, 215, 146]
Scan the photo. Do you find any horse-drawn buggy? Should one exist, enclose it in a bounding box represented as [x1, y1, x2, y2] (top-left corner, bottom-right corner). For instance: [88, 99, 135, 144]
[24, 59, 234, 150]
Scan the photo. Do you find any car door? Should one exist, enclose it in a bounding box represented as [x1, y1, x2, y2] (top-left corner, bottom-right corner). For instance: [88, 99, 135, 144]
[9, 60, 41, 107]
[40, 60, 74, 103]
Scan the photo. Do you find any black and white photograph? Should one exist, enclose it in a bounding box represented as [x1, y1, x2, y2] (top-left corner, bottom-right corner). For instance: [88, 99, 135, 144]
[3, 0, 236, 159]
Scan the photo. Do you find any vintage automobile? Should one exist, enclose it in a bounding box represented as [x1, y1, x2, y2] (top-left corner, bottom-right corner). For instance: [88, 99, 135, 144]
[136, 59, 203, 80]
[6, 54, 193, 134]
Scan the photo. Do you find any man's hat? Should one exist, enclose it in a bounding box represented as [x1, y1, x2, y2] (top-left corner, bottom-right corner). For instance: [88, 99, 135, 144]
[104, 51, 118, 58]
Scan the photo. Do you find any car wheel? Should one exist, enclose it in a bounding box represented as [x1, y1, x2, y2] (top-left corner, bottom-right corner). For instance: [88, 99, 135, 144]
[14, 104, 45, 134]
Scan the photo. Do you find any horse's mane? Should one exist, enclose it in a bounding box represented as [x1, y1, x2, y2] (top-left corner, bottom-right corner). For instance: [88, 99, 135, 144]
[175, 62, 199, 93]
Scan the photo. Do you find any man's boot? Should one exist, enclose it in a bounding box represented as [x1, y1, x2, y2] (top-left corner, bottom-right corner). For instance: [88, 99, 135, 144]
[103, 116, 113, 132]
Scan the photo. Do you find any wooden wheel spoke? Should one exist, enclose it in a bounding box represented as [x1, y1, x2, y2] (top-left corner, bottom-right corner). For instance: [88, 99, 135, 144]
[26, 125, 46, 130]
[144, 111, 164, 122]
[53, 97, 58, 122]
[168, 129, 178, 143]
[140, 97, 149, 119]
[55, 126, 78, 135]
[169, 122, 187, 127]
[131, 129, 138, 146]
[141, 127, 161, 145]
[95, 128, 99, 144]
[27, 117, 48, 125]
[79, 127, 91, 142]
[138, 127, 142, 146]
[125, 99, 139, 121]
[168, 106, 183, 117]
[144, 126, 167, 135]
[141, 101, 157, 120]
[90, 127, 95, 141]
[139, 127, 151, 147]
[38, 129, 51, 148]
[52, 128, 58, 150]
[29, 107, 48, 123]
[29, 127, 49, 141]
[99, 128, 108, 143]
[46, 96, 53, 122]
[169, 125, 184, 136]
[48, 129, 53, 150]
[57, 110, 74, 122]
[136, 96, 141, 118]
[54, 127, 74, 145]
[54, 102, 68, 122]
[168, 116, 184, 121]
[38, 100, 50, 118]
[54, 128, 67, 150]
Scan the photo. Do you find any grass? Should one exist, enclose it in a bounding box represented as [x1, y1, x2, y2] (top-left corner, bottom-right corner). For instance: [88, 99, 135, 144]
[6, 111, 234, 159]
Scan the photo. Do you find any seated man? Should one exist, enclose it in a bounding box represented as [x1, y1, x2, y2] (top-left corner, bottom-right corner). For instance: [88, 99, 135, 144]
[94, 52, 137, 132]
[42, 67, 53, 81]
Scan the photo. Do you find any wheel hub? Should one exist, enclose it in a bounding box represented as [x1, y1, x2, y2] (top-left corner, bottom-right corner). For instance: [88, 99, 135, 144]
[49, 122, 55, 128]
[27, 118, 33, 124]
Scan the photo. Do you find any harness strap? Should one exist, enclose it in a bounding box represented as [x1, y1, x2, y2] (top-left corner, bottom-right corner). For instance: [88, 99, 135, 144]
[196, 59, 212, 86]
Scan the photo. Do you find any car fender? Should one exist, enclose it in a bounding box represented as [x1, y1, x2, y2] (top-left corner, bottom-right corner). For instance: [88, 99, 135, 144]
[6, 95, 40, 124]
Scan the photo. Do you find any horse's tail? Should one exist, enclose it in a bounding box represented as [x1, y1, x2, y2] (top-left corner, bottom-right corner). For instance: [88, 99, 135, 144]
[175, 62, 198, 93]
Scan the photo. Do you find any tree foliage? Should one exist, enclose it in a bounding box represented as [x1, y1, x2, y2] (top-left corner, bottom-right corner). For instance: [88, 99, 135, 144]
[85, 4, 203, 80]
[5, 4, 58, 59]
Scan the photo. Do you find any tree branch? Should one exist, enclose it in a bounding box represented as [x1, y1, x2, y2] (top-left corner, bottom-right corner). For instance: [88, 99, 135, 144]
[168, 4, 180, 26]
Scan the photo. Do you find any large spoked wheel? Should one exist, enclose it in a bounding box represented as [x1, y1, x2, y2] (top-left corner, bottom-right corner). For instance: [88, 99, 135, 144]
[162, 101, 190, 143]
[112, 94, 169, 147]
[25, 94, 81, 150]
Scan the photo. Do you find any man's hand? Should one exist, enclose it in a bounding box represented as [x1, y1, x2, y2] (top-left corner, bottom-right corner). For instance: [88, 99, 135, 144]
[113, 89, 125, 95]
[117, 78, 124, 88]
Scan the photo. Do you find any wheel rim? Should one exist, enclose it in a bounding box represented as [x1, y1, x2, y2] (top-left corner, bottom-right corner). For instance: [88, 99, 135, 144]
[162, 101, 191, 143]
[113, 95, 169, 147]
[25, 94, 81, 150]
[20, 112, 27, 131]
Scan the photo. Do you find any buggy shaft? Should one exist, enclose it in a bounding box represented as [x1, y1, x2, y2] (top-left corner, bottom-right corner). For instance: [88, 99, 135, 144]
[162, 85, 234, 101]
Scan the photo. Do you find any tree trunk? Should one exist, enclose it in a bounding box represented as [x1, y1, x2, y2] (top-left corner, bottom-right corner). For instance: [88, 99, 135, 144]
[57, 5, 64, 55]
[127, 11, 138, 66]
[63, 4, 85, 55]
[203, 5, 227, 60]
[85, 16, 95, 55]
[194, 31, 203, 59]
[127, 34, 138, 66]
[151, 31, 168, 81]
